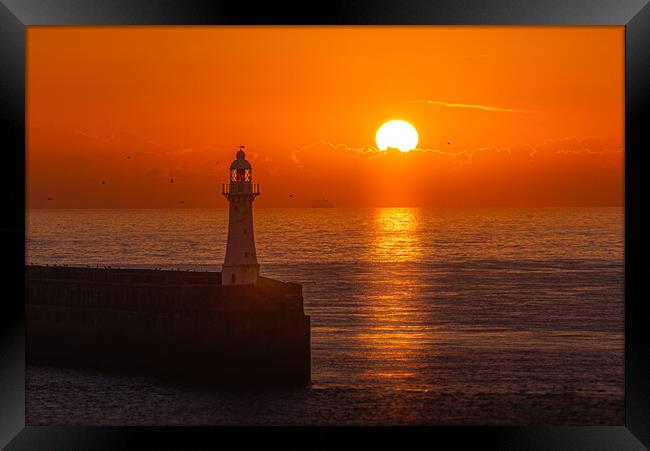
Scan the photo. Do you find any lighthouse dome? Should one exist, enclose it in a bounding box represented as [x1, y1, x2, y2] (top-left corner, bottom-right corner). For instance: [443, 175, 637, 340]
[230, 148, 252, 170]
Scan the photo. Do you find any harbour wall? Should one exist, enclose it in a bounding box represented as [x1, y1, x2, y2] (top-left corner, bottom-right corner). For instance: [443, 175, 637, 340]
[26, 265, 311, 385]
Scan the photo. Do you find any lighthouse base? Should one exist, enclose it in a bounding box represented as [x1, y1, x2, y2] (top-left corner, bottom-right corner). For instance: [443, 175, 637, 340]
[222, 263, 260, 286]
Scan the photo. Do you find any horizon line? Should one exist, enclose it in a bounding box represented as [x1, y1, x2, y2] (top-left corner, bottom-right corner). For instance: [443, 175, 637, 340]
[25, 205, 624, 210]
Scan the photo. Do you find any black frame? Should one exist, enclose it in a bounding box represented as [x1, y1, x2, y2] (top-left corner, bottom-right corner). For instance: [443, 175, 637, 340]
[1, 1, 649, 449]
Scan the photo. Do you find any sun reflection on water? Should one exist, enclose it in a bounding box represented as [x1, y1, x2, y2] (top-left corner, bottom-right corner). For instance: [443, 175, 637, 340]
[356, 208, 433, 386]
[370, 208, 424, 263]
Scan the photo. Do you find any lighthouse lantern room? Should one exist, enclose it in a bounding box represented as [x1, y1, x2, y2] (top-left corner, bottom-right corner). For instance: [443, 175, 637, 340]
[221, 146, 260, 286]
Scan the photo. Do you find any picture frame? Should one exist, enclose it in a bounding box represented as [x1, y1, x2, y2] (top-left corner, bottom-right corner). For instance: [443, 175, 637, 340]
[1, 0, 648, 448]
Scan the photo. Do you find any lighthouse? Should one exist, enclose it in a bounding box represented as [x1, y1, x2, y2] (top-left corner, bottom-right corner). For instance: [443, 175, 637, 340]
[221, 146, 260, 286]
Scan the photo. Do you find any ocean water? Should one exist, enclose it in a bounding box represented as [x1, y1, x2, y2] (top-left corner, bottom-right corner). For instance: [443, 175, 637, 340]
[25, 207, 624, 425]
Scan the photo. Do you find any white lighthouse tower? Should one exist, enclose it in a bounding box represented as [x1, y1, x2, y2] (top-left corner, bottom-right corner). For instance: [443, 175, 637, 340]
[221, 146, 260, 286]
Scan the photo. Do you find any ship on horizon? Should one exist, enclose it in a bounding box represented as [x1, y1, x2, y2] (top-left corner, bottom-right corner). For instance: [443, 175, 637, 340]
[312, 197, 334, 208]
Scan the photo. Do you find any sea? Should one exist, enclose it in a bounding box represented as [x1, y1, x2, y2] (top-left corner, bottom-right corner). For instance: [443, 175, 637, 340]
[25, 207, 624, 425]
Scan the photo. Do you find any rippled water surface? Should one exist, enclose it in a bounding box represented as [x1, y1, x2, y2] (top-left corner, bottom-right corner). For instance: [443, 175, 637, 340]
[26, 207, 624, 425]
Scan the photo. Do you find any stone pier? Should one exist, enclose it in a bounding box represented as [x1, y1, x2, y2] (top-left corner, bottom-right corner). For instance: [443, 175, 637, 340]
[26, 265, 311, 386]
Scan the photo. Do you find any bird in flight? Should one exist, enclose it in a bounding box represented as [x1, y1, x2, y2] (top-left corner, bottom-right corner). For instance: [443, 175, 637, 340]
[170, 178, 174, 183]
[126, 156, 131, 159]
[47, 197, 53, 201]
[101, 181, 105, 185]
[289, 194, 294, 198]
[179, 200, 184, 204]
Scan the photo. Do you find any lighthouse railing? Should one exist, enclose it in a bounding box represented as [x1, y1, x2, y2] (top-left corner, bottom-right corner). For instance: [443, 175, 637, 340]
[222, 183, 260, 195]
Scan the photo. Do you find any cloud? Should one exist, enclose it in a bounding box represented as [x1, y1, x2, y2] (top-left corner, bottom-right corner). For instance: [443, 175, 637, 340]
[299, 140, 380, 154]
[292, 140, 484, 168]
[72, 130, 116, 143]
[26, 126, 623, 208]
[291, 136, 621, 173]
[411, 99, 537, 113]
[291, 140, 382, 170]
[457, 53, 496, 59]
[167, 147, 194, 155]
[531, 136, 621, 156]
[281, 135, 622, 207]
[465, 146, 512, 163]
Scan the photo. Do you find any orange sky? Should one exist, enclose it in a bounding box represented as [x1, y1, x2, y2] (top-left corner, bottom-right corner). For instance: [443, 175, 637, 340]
[27, 26, 624, 208]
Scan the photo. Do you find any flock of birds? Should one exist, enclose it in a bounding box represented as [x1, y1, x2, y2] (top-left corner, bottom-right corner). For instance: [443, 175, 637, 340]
[45, 143, 456, 204]
[44, 155, 303, 204]
[47, 154, 197, 205]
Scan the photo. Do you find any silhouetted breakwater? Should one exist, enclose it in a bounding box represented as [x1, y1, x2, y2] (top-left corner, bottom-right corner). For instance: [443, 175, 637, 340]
[26, 265, 310, 386]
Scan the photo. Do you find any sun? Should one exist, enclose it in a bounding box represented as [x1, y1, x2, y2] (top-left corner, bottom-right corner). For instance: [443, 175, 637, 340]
[375, 120, 418, 152]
